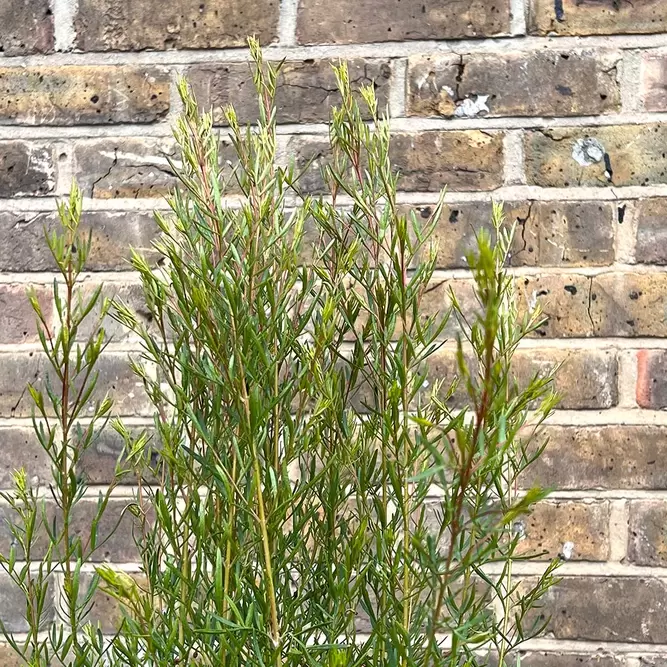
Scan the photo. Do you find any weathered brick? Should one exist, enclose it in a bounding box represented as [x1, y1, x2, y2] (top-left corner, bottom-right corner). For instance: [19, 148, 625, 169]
[297, 0, 510, 44]
[0, 210, 159, 272]
[0, 571, 54, 633]
[73, 139, 177, 199]
[512, 349, 618, 409]
[0, 353, 150, 418]
[410, 200, 614, 269]
[71, 500, 141, 562]
[188, 59, 392, 124]
[637, 350, 667, 409]
[0, 645, 25, 667]
[408, 52, 620, 119]
[75, 283, 157, 343]
[591, 273, 667, 337]
[525, 125, 667, 188]
[509, 653, 625, 667]
[0, 142, 54, 197]
[642, 54, 667, 111]
[418, 348, 616, 411]
[517, 273, 667, 338]
[0, 0, 53, 55]
[79, 572, 146, 633]
[0, 67, 169, 125]
[0, 352, 45, 417]
[515, 501, 610, 561]
[73, 138, 239, 198]
[0, 427, 51, 488]
[288, 131, 504, 194]
[525, 425, 667, 490]
[391, 131, 504, 192]
[635, 199, 667, 264]
[628, 500, 667, 566]
[79, 426, 156, 485]
[528, 0, 667, 36]
[75, 0, 278, 51]
[532, 576, 667, 642]
[0, 499, 140, 562]
[0, 284, 52, 344]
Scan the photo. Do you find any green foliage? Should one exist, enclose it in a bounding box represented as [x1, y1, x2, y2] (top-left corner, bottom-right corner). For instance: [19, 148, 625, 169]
[6, 38, 560, 667]
[2, 184, 122, 666]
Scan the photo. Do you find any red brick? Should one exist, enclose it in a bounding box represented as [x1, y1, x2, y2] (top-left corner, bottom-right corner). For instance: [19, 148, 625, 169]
[637, 350, 667, 409]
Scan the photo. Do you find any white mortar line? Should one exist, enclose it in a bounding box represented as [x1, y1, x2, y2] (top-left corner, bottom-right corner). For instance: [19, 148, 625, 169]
[484, 561, 667, 577]
[8, 111, 667, 140]
[3, 183, 667, 215]
[620, 50, 643, 114]
[509, 0, 527, 36]
[617, 350, 639, 409]
[550, 490, 667, 501]
[1, 263, 667, 283]
[278, 0, 300, 47]
[608, 499, 629, 563]
[503, 130, 525, 185]
[4, 33, 667, 66]
[388, 58, 407, 118]
[51, 0, 77, 52]
[615, 200, 637, 264]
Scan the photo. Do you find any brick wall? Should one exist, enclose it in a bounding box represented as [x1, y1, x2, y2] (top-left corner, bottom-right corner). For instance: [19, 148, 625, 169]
[2, 0, 667, 664]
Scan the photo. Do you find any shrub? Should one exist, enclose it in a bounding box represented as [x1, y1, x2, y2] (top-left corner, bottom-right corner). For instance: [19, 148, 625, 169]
[6, 39, 560, 667]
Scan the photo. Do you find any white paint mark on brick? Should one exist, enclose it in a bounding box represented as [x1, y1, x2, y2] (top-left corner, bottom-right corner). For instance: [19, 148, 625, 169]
[572, 137, 605, 167]
[503, 131, 525, 186]
[510, 0, 527, 36]
[278, 0, 299, 46]
[52, 0, 77, 52]
[389, 58, 407, 118]
[454, 95, 490, 118]
[561, 541, 575, 560]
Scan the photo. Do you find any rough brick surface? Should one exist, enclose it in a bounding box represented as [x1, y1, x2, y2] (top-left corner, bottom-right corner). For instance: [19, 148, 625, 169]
[526, 425, 667, 490]
[637, 350, 667, 409]
[0, 428, 52, 488]
[288, 131, 504, 194]
[525, 125, 667, 187]
[408, 52, 620, 119]
[515, 500, 610, 561]
[517, 273, 667, 338]
[0, 353, 150, 418]
[75, 0, 279, 51]
[528, 0, 667, 36]
[0, 285, 52, 344]
[0, 211, 158, 272]
[533, 576, 667, 642]
[410, 200, 615, 269]
[0, 142, 54, 197]
[297, 0, 511, 44]
[419, 348, 617, 411]
[1, 0, 667, 656]
[0, 0, 53, 56]
[628, 500, 667, 566]
[0, 67, 169, 125]
[188, 59, 392, 124]
[635, 198, 667, 264]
